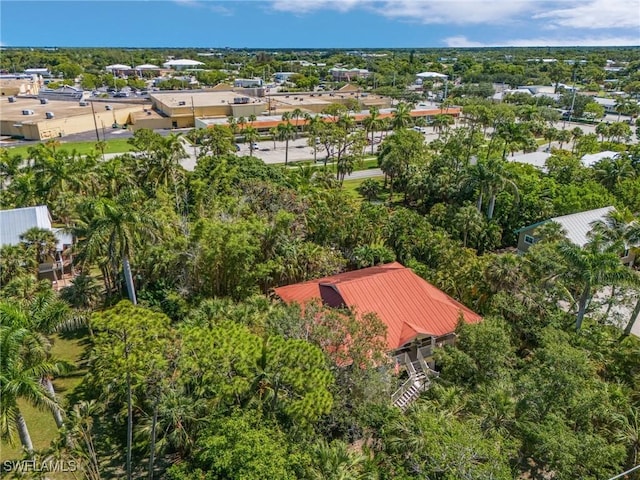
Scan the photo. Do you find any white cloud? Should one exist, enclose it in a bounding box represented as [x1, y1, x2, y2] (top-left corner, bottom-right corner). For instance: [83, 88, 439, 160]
[443, 36, 485, 47]
[374, 0, 536, 25]
[173, 0, 233, 15]
[270, 0, 640, 30]
[533, 0, 640, 29]
[445, 35, 640, 47]
[271, 0, 537, 23]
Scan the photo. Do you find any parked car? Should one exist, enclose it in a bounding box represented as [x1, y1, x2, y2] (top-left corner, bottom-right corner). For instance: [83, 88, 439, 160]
[234, 144, 241, 151]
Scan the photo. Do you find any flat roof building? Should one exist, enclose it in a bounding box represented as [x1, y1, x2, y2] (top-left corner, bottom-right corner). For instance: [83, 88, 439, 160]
[148, 90, 266, 128]
[0, 96, 145, 140]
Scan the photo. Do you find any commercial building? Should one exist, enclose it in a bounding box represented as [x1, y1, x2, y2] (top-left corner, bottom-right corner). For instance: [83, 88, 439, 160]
[144, 90, 266, 129]
[274, 72, 296, 83]
[0, 77, 41, 96]
[0, 96, 145, 140]
[234, 78, 263, 88]
[329, 67, 370, 81]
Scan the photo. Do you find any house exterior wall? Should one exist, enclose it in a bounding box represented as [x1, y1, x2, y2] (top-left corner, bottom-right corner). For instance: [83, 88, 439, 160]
[517, 228, 538, 253]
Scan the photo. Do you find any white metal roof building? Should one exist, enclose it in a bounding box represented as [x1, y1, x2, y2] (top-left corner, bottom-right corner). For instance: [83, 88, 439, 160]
[162, 59, 205, 70]
[516, 206, 616, 253]
[549, 206, 616, 247]
[134, 64, 160, 70]
[509, 151, 552, 170]
[582, 151, 620, 167]
[105, 64, 132, 72]
[416, 71, 448, 79]
[0, 205, 71, 251]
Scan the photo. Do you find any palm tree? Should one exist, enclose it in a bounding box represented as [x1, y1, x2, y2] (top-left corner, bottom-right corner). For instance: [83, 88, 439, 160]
[362, 106, 382, 154]
[570, 127, 583, 153]
[556, 129, 571, 150]
[243, 126, 260, 157]
[0, 303, 68, 455]
[0, 245, 34, 287]
[60, 274, 103, 335]
[308, 439, 371, 480]
[0, 148, 24, 187]
[146, 134, 187, 190]
[276, 122, 296, 167]
[20, 227, 59, 280]
[226, 116, 238, 135]
[291, 107, 304, 137]
[1, 290, 77, 430]
[432, 114, 454, 139]
[595, 122, 610, 142]
[269, 126, 278, 150]
[590, 209, 640, 333]
[594, 156, 636, 191]
[454, 204, 485, 248]
[466, 157, 518, 220]
[391, 102, 413, 130]
[544, 126, 558, 151]
[304, 113, 323, 162]
[484, 253, 524, 295]
[74, 191, 160, 303]
[555, 236, 637, 330]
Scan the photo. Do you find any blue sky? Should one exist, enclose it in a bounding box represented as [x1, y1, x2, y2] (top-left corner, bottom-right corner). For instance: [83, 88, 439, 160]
[1, 0, 639, 48]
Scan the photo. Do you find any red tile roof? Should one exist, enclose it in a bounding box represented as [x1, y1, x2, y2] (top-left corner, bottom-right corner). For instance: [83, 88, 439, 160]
[209, 108, 461, 131]
[274, 262, 482, 350]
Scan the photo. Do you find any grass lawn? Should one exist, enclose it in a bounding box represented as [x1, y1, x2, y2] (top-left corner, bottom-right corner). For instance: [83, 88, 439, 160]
[283, 156, 379, 172]
[1, 138, 134, 158]
[342, 177, 390, 203]
[0, 331, 89, 466]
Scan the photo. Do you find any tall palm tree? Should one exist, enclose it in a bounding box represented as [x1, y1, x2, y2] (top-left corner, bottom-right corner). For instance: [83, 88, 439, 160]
[432, 114, 454, 139]
[74, 191, 160, 304]
[590, 209, 640, 333]
[555, 236, 637, 330]
[362, 106, 382, 155]
[466, 158, 518, 220]
[570, 127, 583, 153]
[554, 129, 571, 150]
[243, 126, 260, 157]
[304, 113, 323, 162]
[454, 204, 485, 248]
[0, 305, 68, 455]
[1, 291, 76, 430]
[276, 122, 296, 167]
[269, 126, 278, 150]
[291, 107, 304, 137]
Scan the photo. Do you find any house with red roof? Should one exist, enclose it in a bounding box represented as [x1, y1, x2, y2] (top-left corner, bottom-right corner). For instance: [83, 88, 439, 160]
[273, 262, 482, 409]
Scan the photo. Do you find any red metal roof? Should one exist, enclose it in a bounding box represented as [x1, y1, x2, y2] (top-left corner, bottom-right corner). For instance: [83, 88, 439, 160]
[274, 262, 482, 350]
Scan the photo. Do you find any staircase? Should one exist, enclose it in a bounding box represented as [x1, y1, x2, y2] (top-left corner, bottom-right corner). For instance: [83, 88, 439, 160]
[391, 352, 438, 411]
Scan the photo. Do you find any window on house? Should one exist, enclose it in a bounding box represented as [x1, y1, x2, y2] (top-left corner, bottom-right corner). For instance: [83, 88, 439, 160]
[622, 249, 630, 258]
[524, 234, 535, 245]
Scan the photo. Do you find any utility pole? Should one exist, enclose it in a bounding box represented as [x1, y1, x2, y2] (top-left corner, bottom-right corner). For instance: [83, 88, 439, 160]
[564, 68, 578, 129]
[90, 101, 101, 142]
